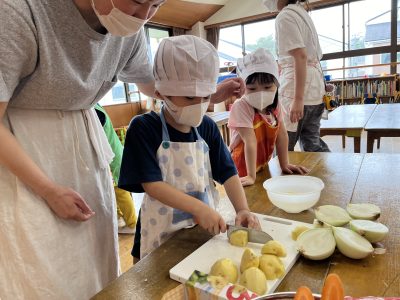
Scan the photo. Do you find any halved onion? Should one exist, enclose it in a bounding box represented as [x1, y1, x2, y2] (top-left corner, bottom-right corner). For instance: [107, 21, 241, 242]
[349, 220, 389, 243]
[333, 227, 373, 259]
[313, 219, 332, 228]
[296, 228, 336, 260]
[346, 203, 381, 220]
[315, 205, 352, 226]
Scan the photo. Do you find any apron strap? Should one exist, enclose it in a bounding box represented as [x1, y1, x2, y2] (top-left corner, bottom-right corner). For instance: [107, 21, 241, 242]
[193, 127, 203, 142]
[160, 106, 171, 141]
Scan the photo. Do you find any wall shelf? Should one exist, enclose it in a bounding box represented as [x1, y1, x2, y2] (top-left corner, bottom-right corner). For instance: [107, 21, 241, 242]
[327, 74, 398, 105]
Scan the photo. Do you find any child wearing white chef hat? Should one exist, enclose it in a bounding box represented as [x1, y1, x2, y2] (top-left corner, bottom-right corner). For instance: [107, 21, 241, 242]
[228, 48, 308, 187]
[119, 35, 260, 260]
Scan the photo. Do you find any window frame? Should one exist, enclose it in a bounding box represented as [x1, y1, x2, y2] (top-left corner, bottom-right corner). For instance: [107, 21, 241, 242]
[100, 24, 172, 105]
[216, 0, 399, 75]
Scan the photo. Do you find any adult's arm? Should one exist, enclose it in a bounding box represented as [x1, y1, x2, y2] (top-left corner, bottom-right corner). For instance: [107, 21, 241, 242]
[288, 47, 307, 123]
[137, 77, 245, 104]
[210, 77, 245, 104]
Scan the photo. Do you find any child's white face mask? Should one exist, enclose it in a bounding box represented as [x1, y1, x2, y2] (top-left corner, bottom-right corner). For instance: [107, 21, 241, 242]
[91, 0, 147, 37]
[245, 91, 276, 111]
[163, 97, 210, 128]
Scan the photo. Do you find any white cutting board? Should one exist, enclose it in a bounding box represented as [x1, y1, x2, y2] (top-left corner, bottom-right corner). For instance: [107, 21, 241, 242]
[169, 213, 311, 296]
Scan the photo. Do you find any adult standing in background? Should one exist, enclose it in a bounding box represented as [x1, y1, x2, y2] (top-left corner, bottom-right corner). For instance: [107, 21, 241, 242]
[0, 0, 243, 298]
[263, 0, 330, 152]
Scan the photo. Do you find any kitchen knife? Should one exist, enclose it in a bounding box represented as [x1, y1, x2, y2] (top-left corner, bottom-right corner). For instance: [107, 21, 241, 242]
[227, 224, 273, 244]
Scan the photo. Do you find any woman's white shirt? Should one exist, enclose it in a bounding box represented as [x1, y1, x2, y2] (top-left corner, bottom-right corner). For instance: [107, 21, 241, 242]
[275, 4, 322, 64]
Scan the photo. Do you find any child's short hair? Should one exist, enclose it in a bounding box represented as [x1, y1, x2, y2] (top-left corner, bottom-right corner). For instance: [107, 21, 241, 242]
[246, 72, 279, 111]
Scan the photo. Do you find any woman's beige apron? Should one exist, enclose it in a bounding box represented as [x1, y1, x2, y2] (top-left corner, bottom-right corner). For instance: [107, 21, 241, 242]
[0, 107, 119, 300]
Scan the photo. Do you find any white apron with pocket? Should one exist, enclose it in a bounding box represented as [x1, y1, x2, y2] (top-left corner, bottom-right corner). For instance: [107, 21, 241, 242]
[139, 108, 220, 258]
[279, 60, 325, 132]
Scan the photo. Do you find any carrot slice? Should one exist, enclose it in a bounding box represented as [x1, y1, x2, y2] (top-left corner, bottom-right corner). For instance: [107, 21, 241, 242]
[294, 286, 315, 300]
[321, 273, 345, 300]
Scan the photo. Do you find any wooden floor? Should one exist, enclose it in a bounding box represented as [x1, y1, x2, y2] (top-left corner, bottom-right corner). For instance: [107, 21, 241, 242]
[118, 235, 134, 273]
[118, 133, 400, 274]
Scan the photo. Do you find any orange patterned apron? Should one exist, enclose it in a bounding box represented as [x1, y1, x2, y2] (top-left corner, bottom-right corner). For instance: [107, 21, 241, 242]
[231, 110, 280, 177]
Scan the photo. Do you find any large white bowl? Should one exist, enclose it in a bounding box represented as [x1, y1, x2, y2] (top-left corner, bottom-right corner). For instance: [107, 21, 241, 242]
[263, 175, 324, 213]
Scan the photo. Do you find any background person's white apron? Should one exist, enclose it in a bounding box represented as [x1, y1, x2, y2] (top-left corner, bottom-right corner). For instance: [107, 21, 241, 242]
[0, 108, 118, 300]
[278, 5, 325, 132]
[279, 60, 325, 132]
[140, 108, 220, 258]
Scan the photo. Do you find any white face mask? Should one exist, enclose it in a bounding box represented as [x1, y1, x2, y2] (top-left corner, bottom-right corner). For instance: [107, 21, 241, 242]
[263, 0, 279, 12]
[91, 0, 147, 37]
[245, 91, 276, 111]
[163, 97, 210, 128]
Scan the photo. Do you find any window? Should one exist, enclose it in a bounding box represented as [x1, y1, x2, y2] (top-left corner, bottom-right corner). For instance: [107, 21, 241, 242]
[146, 26, 170, 63]
[381, 53, 391, 64]
[218, 25, 243, 68]
[99, 81, 127, 106]
[311, 6, 343, 54]
[346, 54, 390, 78]
[348, 0, 392, 50]
[99, 25, 170, 106]
[244, 19, 276, 57]
[322, 58, 345, 80]
[127, 83, 141, 102]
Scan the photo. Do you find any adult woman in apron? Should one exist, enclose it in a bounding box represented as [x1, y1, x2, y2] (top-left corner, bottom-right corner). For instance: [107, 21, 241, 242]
[264, 0, 330, 152]
[0, 0, 165, 298]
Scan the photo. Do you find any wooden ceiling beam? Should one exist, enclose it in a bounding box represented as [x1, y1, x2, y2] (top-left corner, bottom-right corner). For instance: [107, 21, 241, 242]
[150, 0, 223, 29]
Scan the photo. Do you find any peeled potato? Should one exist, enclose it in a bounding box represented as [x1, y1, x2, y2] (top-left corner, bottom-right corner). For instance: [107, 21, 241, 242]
[240, 248, 260, 273]
[209, 258, 238, 283]
[261, 240, 287, 257]
[229, 230, 248, 247]
[239, 267, 267, 295]
[291, 226, 310, 241]
[259, 254, 285, 280]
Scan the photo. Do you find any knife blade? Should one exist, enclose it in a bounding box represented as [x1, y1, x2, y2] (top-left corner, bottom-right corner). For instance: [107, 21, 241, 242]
[227, 224, 273, 244]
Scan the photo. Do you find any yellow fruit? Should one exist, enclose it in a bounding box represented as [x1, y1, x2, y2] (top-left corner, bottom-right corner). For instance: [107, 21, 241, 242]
[261, 240, 287, 257]
[207, 275, 228, 290]
[259, 254, 285, 280]
[229, 230, 248, 247]
[209, 258, 239, 283]
[291, 226, 310, 241]
[239, 267, 267, 295]
[240, 248, 260, 273]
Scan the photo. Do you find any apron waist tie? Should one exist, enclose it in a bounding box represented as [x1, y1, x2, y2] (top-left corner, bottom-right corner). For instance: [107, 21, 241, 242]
[82, 108, 114, 170]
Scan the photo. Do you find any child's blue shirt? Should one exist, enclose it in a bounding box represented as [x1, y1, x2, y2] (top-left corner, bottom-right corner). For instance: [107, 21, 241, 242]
[119, 111, 237, 193]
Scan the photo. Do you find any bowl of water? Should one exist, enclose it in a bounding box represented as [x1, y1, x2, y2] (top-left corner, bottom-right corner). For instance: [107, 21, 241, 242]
[263, 175, 324, 213]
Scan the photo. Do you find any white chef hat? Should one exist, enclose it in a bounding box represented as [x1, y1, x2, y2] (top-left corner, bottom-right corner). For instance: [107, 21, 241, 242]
[154, 35, 219, 97]
[236, 48, 280, 87]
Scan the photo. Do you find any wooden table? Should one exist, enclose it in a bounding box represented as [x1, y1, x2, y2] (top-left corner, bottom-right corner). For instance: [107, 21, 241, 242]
[320, 104, 377, 153]
[365, 103, 400, 153]
[93, 152, 400, 299]
[207, 111, 230, 145]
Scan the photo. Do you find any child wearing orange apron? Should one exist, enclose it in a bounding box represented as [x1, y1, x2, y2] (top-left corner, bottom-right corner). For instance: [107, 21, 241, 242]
[228, 48, 309, 187]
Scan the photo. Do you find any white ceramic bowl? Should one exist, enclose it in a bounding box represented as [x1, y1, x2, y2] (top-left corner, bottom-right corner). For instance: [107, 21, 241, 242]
[262, 175, 324, 213]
